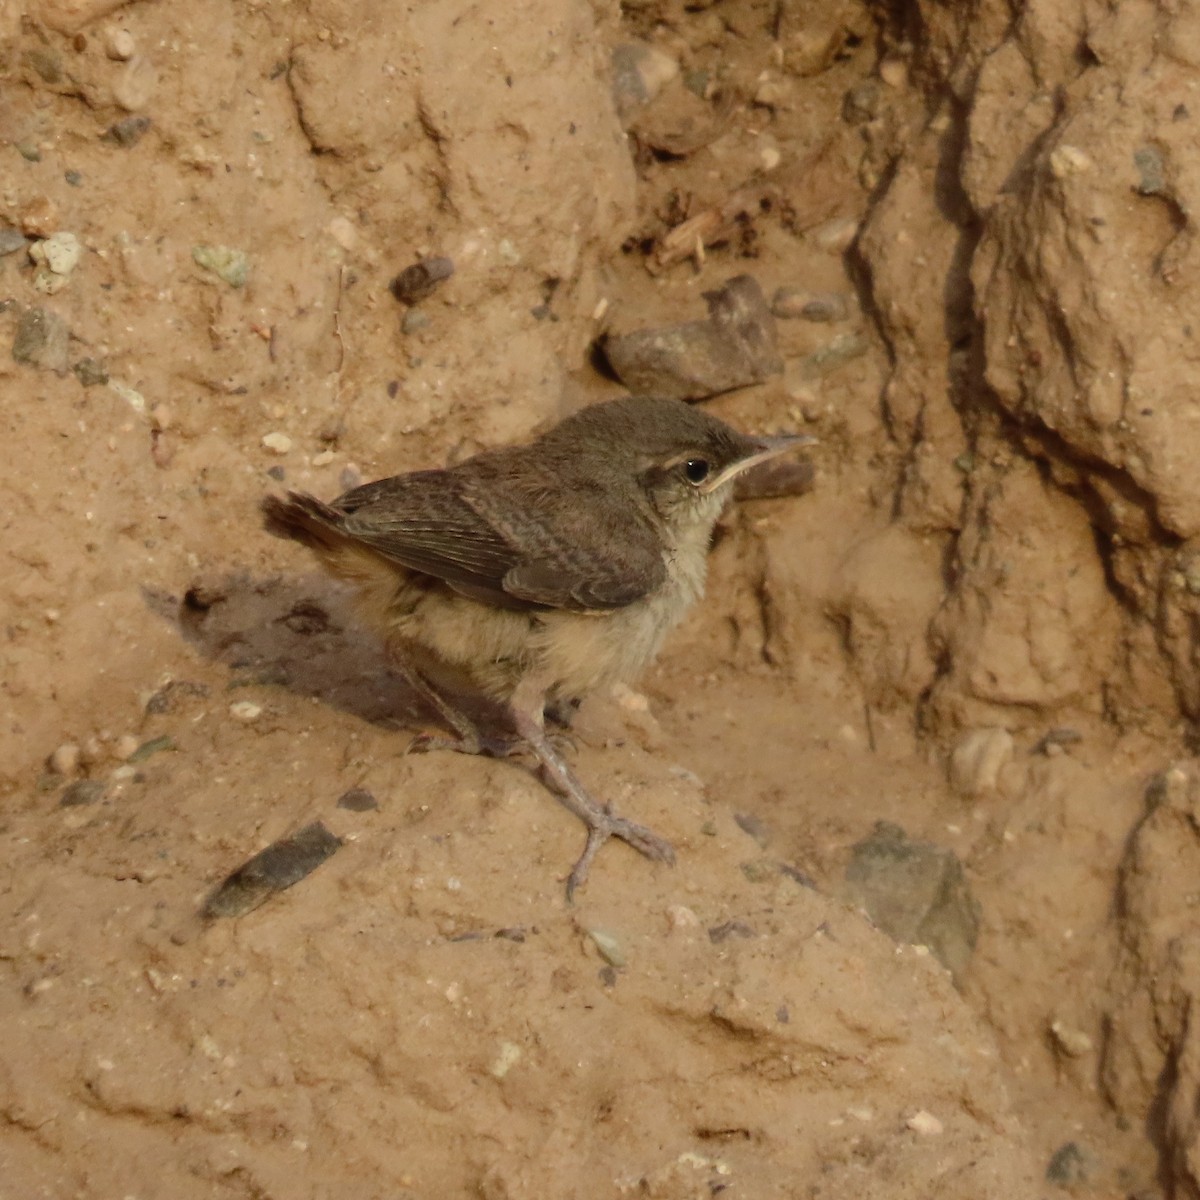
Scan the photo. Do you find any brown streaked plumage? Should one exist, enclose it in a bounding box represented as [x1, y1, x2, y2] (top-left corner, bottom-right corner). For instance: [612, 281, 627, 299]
[262, 395, 810, 896]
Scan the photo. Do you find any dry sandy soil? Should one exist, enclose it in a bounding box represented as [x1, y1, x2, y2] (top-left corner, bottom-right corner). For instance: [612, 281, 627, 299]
[4, 0, 1200, 1196]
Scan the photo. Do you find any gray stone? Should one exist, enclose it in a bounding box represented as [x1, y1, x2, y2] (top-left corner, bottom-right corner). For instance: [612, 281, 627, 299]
[603, 274, 782, 400]
[390, 256, 454, 305]
[843, 821, 980, 980]
[59, 780, 106, 807]
[203, 821, 342, 918]
[337, 787, 378, 812]
[12, 307, 70, 374]
[192, 244, 249, 288]
[1045, 1141, 1100, 1187]
[108, 115, 152, 147]
[73, 357, 109, 387]
[0, 227, 27, 256]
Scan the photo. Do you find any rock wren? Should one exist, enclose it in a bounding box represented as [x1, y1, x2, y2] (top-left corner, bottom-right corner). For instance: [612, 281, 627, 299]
[263, 396, 809, 896]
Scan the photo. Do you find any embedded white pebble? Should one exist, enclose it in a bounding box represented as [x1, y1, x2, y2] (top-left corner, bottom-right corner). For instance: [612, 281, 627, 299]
[229, 701, 262, 722]
[113, 734, 140, 761]
[106, 28, 136, 60]
[905, 1110, 943, 1136]
[666, 904, 700, 930]
[262, 432, 292, 455]
[31, 231, 82, 276]
[50, 742, 80, 776]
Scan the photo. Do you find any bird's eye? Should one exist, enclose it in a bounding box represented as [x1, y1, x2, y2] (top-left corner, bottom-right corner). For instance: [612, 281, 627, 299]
[684, 458, 710, 485]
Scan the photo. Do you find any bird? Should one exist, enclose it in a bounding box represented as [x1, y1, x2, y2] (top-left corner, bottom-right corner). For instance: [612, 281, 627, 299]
[262, 395, 809, 896]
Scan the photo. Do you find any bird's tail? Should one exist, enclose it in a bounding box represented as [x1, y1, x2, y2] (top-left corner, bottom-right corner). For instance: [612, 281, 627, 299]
[261, 492, 350, 555]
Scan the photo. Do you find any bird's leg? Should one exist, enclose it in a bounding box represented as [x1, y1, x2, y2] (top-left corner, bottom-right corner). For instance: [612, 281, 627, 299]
[397, 663, 523, 759]
[509, 676, 676, 899]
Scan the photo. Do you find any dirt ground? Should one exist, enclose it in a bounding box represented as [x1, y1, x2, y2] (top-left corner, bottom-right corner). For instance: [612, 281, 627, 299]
[4, 0, 1200, 1196]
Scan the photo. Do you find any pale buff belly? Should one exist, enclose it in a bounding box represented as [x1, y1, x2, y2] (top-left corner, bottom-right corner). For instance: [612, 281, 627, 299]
[349, 545, 707, 702]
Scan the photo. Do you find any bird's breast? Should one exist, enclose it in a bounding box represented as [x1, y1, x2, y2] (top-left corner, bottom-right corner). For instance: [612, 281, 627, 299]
[535, 544, 708, 697]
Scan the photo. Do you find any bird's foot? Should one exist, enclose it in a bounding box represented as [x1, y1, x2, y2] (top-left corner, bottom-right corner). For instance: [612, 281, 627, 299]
[564, 799, 676, 902]
[407, 729, 524, 758]
[408, 728, 575, 759]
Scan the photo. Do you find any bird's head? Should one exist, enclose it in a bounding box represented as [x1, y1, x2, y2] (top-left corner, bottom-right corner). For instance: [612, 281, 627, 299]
[548, 396, 812, 538]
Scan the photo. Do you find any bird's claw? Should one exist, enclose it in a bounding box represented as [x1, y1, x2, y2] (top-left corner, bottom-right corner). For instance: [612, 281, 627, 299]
[565, 808, 676, 901]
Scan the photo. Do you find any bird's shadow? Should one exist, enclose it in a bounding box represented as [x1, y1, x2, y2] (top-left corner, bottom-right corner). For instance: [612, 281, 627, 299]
[143, 571, 508, 737]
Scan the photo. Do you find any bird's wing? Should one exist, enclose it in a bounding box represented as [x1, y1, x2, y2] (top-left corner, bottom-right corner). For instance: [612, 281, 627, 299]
[333, 469, 666, 612]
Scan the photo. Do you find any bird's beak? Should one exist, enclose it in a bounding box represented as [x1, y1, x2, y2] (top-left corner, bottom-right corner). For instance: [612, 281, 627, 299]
[699, 433, 817, 494]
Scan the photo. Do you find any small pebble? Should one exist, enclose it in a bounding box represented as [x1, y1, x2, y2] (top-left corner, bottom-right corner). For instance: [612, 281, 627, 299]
[734, 811, 771, 847]
[1046, 1141, 1099, 1187]
[401, 309, 431, 334]
[113, 56, 156, 111]
[262, 432, 292, 455]
[193, 243, 249, 287]
[666, 904, 700, 930]
[79, 736, 105, 767]
[771, 286, 850, 322]
[145, 680, 209, 714]
[1049, 1018, 1094, 1058]
[754, 78, 788, 107]
[64, 169, 83, 187]
[30, 230, 82, 276]
[1133, 145, 1167, 196]
[337, 787, 378, 812]
[708, 920, 755, 943]
[229, 700, 263, 722]
[13, 307, 70, 374]
[50, 742, 81, 776]
[312, 449, 335, 467]
[610, 42, 679, 118]
[60, 779, 106, 808]
[587, 928, 626, 969]
[811, 216, 860, 254]
[489, 1041, 522, 1079]
[905, 1110, 943, 1136]
[106, 28, 135, 60]
[740, 860, 776, 884]
[0, 227, 27, 256]
[879, 58, 907, 87]
[113, 734, 140, 761]
[1048, 144, 1094, 179]
[328, 215, 358, 251]
[127, 734, 175, 763]
[949, 727, 1014, 797]
[390, 256, 454, 304]
[152, 432, 175, 469]
[109, 380, 145, 412]
[24, 47, 62, 83]
[108, 115, 152, 147]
